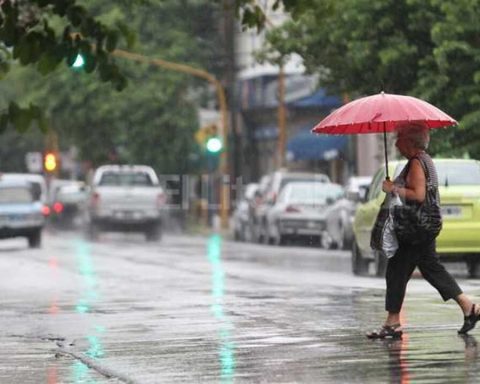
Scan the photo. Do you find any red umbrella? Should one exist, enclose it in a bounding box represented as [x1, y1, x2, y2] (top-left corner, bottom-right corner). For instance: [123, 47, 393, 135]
[311, 92, 457, 179]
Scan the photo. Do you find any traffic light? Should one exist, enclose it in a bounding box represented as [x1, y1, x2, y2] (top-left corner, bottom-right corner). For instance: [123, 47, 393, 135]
[206, 136, 223, 154]
[71, 53, 85, 69]
[44, 151, 58, 173]
[195, 124, 223, 153]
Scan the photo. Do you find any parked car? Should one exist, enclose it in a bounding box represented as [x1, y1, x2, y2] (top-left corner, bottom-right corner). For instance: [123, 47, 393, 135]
[0, 180, 46, 247]
[0, 173, 48, 204]
[48, 181, 89, 228]
[323, 176, 372, 249]
[247, 173, 272, 243]
[87, 165, 166, 241]
[264, 181, 344, 245]
[352, 159, 480, 277]
[253, 170, 330, 243]
[231, 182, 259, 241]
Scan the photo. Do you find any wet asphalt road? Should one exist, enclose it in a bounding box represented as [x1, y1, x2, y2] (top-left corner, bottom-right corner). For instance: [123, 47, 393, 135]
[2, 229, 480, 383]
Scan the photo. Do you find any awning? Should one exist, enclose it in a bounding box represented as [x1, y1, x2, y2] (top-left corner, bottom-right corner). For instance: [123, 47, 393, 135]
[286, 129, 347, 161]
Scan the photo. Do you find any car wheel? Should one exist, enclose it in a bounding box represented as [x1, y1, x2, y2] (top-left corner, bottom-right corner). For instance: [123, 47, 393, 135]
[321, 232, 335, 249]
[342, 233, 353, 250]
[239, 223, 246, 242]
[467, 258, 480, 278]
[145, 223, 162, 242]
[233, 227, 241, 241]
[244, 224, 254, 243]
[28, 229, 42, 248]
[261, 224, 271, 245]
[87, 220, 100, 241]
[273, 225, 286, 246]
[351, 241, 369, 275]
[374, 250, 387, 277]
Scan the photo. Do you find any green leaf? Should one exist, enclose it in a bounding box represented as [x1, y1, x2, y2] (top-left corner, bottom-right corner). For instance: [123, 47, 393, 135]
[67, 5, 86, 27]
[38, 115, 49, 134]
[37, 51, 61, 75]
[0, 114, 8, 134]
[114, 74, 127, 92]
[53, 0, 75, 17]
[105, 31, 118, 52]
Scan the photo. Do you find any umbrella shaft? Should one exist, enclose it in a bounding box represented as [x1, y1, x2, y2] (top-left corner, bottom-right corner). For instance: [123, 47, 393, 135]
[383, 124, 390, 180]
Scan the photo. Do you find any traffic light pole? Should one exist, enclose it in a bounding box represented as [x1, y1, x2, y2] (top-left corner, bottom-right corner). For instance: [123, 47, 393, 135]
[109, 49, 230, 229]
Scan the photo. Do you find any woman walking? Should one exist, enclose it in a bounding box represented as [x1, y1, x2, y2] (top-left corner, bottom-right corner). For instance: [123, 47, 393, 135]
[367, 122, 480, 339]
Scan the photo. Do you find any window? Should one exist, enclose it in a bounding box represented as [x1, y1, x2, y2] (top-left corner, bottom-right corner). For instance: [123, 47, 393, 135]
[391, 160, 480, 186]
[0, 187, 33, 204]
[367, 168, 386, 201]
[286, 183, 344, 205]
[436, 161, 480, 186]
[99, 172, 153, 186]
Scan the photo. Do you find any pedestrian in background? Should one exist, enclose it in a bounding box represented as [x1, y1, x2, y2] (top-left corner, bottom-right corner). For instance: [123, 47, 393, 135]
[367, 122, 480, 339]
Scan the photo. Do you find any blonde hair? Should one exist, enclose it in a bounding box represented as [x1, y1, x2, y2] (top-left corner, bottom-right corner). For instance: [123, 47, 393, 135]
[396, 122, 430, 150]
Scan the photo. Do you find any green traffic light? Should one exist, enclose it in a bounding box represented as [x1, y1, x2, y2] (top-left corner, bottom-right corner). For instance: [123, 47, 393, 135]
[206, 137, 222, 153]
[72, 54, 85, 68]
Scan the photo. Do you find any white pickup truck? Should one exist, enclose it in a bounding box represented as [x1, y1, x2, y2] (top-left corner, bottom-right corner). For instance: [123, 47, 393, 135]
[87, 165, 166, 241]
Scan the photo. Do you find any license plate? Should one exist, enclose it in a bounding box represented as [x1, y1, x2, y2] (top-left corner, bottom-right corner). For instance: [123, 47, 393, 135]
[307, 221, 317, 228]
[441, 205, 462, 217]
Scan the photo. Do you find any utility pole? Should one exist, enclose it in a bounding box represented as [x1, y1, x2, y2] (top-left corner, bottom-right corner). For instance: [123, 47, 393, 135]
[223, 0, 240, 181]
[255, 3, 288, 169]
[277, 62, 286, 168]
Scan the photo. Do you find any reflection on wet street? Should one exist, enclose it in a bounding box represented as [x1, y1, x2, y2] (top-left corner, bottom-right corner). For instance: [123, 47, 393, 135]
[207, 234, 235, 383]
[1, 231, 480, 383]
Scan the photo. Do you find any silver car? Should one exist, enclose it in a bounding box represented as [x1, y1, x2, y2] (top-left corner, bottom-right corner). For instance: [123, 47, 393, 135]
[253, 170, 330, 243]
[264, 181, 344, 245]
[323, 176, 372, 249]
[0, 180, 45, 247]
[231, 182, 259, 241]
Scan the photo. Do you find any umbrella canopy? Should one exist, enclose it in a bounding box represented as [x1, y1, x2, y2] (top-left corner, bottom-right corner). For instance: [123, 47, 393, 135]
[311, 92, 457, 179]
[311, 92, 457, 135]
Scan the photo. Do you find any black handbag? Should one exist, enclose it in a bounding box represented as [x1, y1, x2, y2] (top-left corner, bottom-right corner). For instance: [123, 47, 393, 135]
[393, 157, 442, 244]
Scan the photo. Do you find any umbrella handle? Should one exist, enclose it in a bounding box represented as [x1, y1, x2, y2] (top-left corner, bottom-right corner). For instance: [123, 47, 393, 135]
[383, 123, 390, 180]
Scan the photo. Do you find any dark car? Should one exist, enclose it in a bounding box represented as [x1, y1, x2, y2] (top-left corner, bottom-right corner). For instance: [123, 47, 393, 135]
[48, 182, 89, 228]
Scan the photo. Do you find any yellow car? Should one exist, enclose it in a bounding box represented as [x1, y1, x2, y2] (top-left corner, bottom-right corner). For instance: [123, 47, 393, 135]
[352, 158, 480, 277]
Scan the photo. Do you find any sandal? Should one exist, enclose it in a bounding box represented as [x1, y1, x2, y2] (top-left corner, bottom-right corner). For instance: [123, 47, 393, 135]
[458, 304, 480, 334]
[366, 323, 403, 339]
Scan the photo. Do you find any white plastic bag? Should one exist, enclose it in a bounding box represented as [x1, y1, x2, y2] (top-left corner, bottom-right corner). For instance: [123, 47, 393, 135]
[381, 194, 402, 259]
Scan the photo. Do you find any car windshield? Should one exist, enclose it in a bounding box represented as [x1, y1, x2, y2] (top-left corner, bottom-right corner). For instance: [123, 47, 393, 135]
[436, 161, 480, 186]
[285, 183, 343, 204]
[99, 172, 153, 186]
[280, 175, 328, 190]
[393, 160, 480, 186]
[0, 187, 33, 204]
